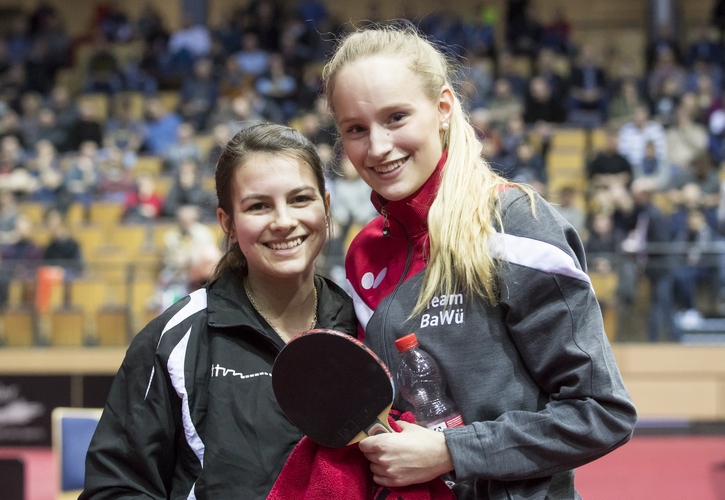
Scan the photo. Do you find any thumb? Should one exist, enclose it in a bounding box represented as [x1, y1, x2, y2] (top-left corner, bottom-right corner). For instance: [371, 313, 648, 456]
[396, 420, 421, 432]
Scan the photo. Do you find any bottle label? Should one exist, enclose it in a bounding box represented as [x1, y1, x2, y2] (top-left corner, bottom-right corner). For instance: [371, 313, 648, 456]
[426, 413, 464, 431]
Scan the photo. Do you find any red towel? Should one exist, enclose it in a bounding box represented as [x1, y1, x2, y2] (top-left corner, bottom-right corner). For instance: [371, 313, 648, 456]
[267, 412, 456, 499]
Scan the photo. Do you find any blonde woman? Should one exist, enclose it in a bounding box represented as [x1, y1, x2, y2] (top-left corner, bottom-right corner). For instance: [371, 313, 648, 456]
[323, 24, 637, 499]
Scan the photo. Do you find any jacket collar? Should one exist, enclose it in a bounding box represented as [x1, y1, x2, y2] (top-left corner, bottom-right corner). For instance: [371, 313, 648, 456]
[371, 152, 446, 240]
[206, 269, 356, 336]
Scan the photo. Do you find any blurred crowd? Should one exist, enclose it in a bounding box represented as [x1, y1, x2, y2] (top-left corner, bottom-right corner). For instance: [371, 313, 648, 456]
[3, 0, 725, 342]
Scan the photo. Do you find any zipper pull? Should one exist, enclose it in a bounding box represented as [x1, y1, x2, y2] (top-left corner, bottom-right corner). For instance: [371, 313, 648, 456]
[381, 208, 390, 238]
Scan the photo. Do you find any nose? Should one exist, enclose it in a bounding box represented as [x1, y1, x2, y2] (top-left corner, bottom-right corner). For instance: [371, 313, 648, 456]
[367, 124, 392, 161]
[270, 205, 296, 232]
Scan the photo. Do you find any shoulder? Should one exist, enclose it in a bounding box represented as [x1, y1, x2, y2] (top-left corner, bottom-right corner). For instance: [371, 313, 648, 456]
[315, 275, 357, 335]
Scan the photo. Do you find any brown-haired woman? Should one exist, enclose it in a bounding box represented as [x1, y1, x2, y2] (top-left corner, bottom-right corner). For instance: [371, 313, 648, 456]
[81, 123, 356, 499]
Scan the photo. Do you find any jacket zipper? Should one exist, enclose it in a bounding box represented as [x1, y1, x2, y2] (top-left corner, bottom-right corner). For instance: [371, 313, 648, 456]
[378, 213, 414, 377]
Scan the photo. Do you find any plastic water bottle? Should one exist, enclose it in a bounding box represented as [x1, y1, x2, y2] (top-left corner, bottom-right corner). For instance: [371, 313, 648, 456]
[394, 333, 463, 430]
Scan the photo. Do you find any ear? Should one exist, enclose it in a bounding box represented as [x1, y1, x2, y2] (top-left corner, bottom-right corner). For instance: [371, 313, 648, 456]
[438, 86, 454, 127]
[216, 207, 234, 242]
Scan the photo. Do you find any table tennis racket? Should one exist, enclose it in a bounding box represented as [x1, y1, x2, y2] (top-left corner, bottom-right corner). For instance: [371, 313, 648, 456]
[272, 328, 394, 448]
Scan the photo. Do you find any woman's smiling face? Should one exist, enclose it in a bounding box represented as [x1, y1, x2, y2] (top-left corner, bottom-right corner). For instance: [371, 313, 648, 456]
[220, 152, 328, 281]
[331, 55, 453, 201]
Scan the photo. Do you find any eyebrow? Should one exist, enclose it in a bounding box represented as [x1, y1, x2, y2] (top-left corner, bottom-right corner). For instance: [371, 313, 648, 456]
[338, 102, 412, 127]
[239, 185, 318, 204]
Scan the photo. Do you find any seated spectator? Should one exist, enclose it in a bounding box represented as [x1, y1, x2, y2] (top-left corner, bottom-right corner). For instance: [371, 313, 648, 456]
[154, 204, 216, 310]
[96, 146, 135, 203]
[534, 47, 568, 101]
[42, 208, 82, 279]
[204, 123, 231, 175]
[26, 139, 63, 204]
[552, 185, 586, 238]
[46, 85, 78, 132]
[255, 53, 298, 120]
[523, 75, 567, 125]
[458, 51, 494, 111]
[218, 55, 250, 100]
[0, 135, 34, 199]
[105, 96, 145, 154]
[652, 76, 682, 128]
[486, 78, 523, 133]
[180, 58, 218, 131]
[648, 46, 687, 110]
[164, 121, 202, 172]
[668, 153, 721, 211]
[585, 210, 622, 274]
[587, 128, 633, 190]
[499, 140, 546, 193]
[168, 14, 212, 61]
[607, 78, 647, 128]
[141, 97, 182, 156]
[0, 189, 20, 246]
[0, 213, 42, 308]
[686, 24, 723, 67]
[63, 140, 100, 208]
[568, 44, 608, 122]
[505, 2, 541, 60]
[666, 104, 709, 174]
[18, 91, 43, 146]
[463, 1, 496, 57]
[66, 99, 104, 151]
[646, 23, 683, 72]
[500, 113, 527, 158]
[685, 57, 723, 97]
[162, 158, 214, 219]
[539, 7, 571, 55]
[235, 32, 270, 78]
[83, 33, 123, 94]
[0, 109, 26, 148]
[122, 172, 164, 223]
[618, 104, 668, 190]
[494, 50, 527, 98]
[34, 107, 67, 152]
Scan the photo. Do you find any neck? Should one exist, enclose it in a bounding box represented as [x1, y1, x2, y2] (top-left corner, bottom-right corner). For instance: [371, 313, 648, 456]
[244, 271, 317, 342]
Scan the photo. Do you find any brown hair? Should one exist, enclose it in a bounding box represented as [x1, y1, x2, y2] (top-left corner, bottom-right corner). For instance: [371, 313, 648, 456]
[212, 123, 328, 280]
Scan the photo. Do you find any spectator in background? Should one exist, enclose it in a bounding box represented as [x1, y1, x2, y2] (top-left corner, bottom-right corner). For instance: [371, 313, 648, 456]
[180, 58, 218, 131]
[651, 76, 682, 128]
[553, 184, 587, 238]
[164, 121, 202, 173]
[687, 24, 724, 67]
[104, 95, 145, 154]
[534, 47, 568, 101]
[458, 51, 494, 110]
[248, 0, 282, 53]
[84, 32, 123, 94]
[66, 99, 104, 151]
[646, 23, 682, 72]
[42, 207, 82, 278]
[155, 204, 216, 310]
[523, 75, 567, 125]
[19, 91, 43, 146]
[95, 145, 135, 203]
[142, 97, 182, 156]
[0, 189, 19, 246]
[586, 210, 622, 274]
[539, 6, 571, 55]
[168, 14, 212, 74]
[162, 158, 214, 219]
[499, 139, 546, 193]
[486, 77, 523, 133]
[0, 213, 42, 308]
[615, 178, 674, 341]
[0, 109, 26, 148]
[618, 104, 668, 185]
[34, 107, 66, 151]
[587, 128, 633, 190]
[607, 78, 645, 129]
[256, 53, 298, 120]
[463, 0, 497, 58]
[568, 44, 607, 123]
[505, 1, 541, 60]
[122, 172, 163, 223]
[668, 152, 721, 212]
[47, 85, 78, 132]
[26, 139, 63, 204]
[235, 32, 270, 78]
[494, 50, 527, 98]
[0, 64, 28, 113]
[648, 47, 686, 110]
[667, 104, 709, 174]
[63, 141, 99, 208]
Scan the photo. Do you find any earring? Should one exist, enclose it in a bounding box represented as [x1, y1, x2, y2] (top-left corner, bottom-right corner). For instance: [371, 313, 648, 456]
[441, 122, 449, 131]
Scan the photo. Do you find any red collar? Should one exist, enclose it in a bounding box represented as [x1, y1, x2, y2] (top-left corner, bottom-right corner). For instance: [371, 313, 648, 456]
[370, 152, 447, 239]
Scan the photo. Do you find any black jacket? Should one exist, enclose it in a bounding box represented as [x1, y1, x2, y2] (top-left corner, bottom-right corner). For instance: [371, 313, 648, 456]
[81, 270, 357, 499]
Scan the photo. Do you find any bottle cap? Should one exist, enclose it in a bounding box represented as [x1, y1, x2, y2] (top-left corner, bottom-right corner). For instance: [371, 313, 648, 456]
[394, 333, 419, 352]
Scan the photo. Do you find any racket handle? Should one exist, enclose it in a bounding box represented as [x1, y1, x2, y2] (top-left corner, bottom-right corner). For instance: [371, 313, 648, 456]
[365, 417, 393, 436]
